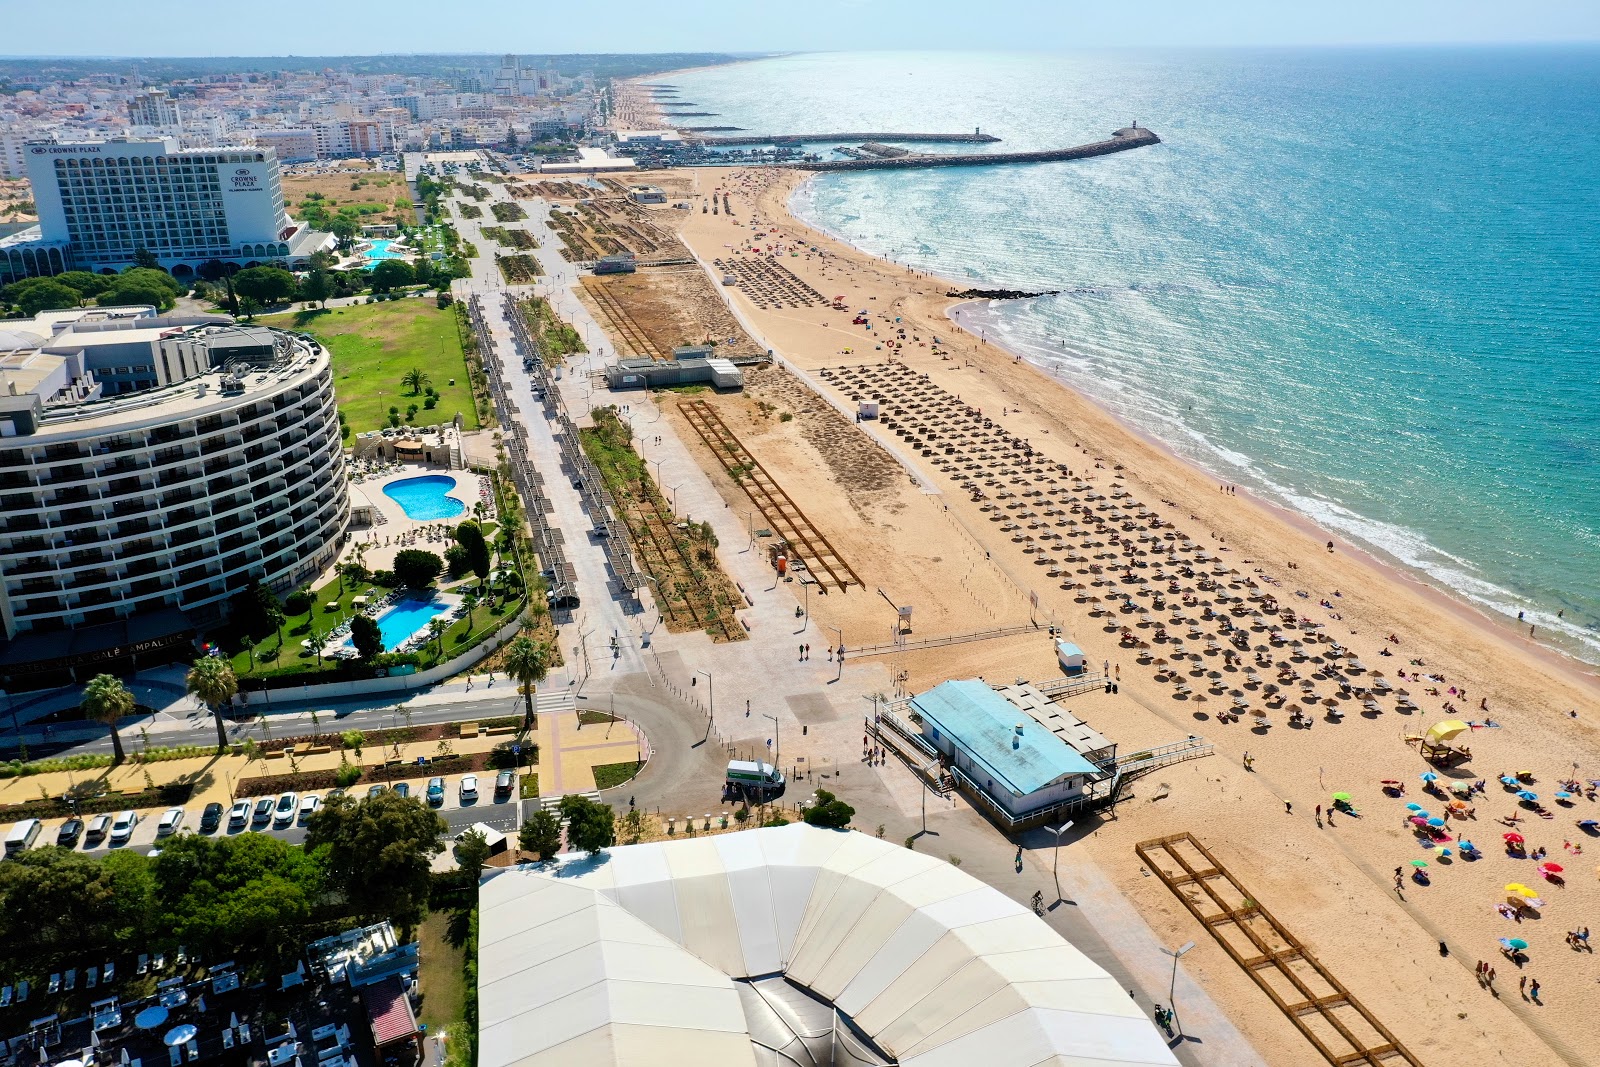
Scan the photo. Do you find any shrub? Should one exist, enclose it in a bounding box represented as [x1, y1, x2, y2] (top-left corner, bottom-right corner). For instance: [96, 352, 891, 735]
[335, 761, 362, 788]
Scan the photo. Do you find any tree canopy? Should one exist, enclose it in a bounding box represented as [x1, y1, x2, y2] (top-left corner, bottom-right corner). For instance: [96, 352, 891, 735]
[151, 833, 321, 955]
[6, 277, 82, 315]
[231, 266, 297, 305]
[184, 655, 237, 751]
[351, 613, 383, 660]
[518, 810, 563, 861]
[369, 259, 415, 293]
[557, 794, 614, 856]
[503, 636, 549, 731]
[0, 848, 153, 965]
[305, 791, 445, 930]
[454, 521, 492, 586]
[392, 548, 443, 590]
[802, 789, 856, 829]
[455, 830, 491, 882]
[80, 673, 135, 764]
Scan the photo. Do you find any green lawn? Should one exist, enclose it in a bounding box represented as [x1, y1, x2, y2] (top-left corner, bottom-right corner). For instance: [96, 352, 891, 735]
[592, 760, 643, 790]
[416, 909, 467, 1031]
[260, 301, 480, 435]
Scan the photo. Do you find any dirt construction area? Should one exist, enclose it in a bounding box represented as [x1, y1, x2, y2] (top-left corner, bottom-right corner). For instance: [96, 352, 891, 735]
[579, 269, 765, 359]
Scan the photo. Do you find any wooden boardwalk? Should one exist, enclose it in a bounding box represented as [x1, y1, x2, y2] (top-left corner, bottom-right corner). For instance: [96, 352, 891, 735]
[1135, 832, 1422, 1067]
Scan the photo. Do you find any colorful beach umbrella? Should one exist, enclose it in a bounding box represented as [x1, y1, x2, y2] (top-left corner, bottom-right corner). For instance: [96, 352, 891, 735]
[1499, 937, 1529, 951]
[1539, 862, 1564, 874]
[1505, 883, 1533, 894]
[1405, 803, 1424, 812]
[1555, 791, 1573, 800]
[1503, 832, 1525, 844]
[1332, 792, 1352, 802]
[1433, 847, 1453, 857]
[1426, 720, 1470, 743]
[1426, 817, 1447, 828]
[1420, 771, 1439, 782]
[1410, 859, 1429, 868]
[1516, 790, 1538, 801]
[1499, 776, 1520, 786]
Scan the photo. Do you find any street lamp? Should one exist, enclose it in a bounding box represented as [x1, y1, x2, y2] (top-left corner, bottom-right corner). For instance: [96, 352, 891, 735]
[764, 713, 780, 769]
[695, 669, 714, 728]
[1159, 940, 1197, 1039]
[667, 482, 682, 512]
[1046, 820, 1074, 901]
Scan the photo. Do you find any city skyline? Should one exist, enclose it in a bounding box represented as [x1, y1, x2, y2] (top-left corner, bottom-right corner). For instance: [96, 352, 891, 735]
[3, 0, 1599, 56]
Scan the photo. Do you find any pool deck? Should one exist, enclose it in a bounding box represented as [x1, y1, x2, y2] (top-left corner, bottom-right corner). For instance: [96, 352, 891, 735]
[324, 465, 488, 584]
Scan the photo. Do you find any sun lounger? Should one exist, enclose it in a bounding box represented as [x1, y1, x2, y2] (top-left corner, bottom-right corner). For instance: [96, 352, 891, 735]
[103, 961, 114, 984]
[222, 1031, 234, 1051]
[48, 973, 61, 994]
[169, 1047, 182, 1067]
[1, 987, 12, 1008]
[85, 967, 97, 989]
[17, 980, 29, 1003]
[64, 968, 76, 991]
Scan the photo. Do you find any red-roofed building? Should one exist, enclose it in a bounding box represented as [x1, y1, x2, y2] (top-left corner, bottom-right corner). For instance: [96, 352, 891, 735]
[361, 977, 420, 1063]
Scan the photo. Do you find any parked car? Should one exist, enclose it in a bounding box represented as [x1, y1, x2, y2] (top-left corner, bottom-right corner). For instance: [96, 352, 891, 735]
[298, 795, 321, 823]
[426, 777, 445, 806]
[251, 798, 274, 827]
[156, 808, 185, 836]
[392, 783, 410, 799]
[56, 818, 84, 847]
[459, 775, 478, 802]
[109, 810, 139, 845]
[494, 770, 515, 800]
[85, 814, 112, 845]
[199, 803, 224, 834]
[228, 800, 252, 830]
[274, 793, 298, 826]
[366, 784, 388, 800]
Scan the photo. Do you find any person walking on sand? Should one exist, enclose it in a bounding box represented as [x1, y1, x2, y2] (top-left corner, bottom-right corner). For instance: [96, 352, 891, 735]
[1529, 978, 1541, 1003]
[1285, 800, 1293, 815]
[1315, 804, 1322, 827]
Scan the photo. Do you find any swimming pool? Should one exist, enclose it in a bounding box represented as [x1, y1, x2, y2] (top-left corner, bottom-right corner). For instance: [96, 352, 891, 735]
[362, 239, 407, 268]
[383, 475, 466, 520]
[374, 596, 451, 651]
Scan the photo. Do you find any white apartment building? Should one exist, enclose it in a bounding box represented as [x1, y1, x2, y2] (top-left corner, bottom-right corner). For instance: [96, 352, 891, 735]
[127, 88, 182, 131]
[249, 127, 319, 163]
[0, 308, 349, 687]
[1, 137, 332, 281]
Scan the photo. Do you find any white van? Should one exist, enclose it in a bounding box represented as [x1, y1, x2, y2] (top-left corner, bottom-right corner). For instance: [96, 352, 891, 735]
[725, 760, 784, 797]
[5, 819, 43, 857]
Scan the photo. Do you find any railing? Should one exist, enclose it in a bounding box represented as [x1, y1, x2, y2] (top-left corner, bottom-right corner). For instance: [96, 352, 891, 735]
[1113, 737, 1214, 782]
[847, 621, 1042, 657]
[1034, 673, 1110, 700]
[948, 763, 1118, 831]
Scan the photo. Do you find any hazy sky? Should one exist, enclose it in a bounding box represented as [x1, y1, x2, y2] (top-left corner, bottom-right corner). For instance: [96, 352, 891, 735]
[5, 0, 1598, 56]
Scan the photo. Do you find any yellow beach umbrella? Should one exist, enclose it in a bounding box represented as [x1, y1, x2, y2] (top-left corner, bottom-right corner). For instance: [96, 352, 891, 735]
[1426, 720, 1471, 744]
[1504, 884, 1538, 898]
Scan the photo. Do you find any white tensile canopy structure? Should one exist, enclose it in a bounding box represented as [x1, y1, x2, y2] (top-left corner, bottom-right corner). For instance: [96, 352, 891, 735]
[477, 824, 1178, 1067]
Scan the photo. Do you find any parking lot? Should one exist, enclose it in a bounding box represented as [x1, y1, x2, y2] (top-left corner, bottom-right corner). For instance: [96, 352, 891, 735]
[4, 768, 530, 857]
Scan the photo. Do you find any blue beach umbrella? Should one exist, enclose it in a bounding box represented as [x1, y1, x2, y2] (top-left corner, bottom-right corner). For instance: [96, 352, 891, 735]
[1405, 803, 1424, 812]
[1427, 817, 1447, 828]
[1499, 775, 1519, 786]
[1420, 772, 1438, 782]
[1516, 790, 1538, 801]
[1554, 791, 1573, 800]
[1499, 937, 1529, 952]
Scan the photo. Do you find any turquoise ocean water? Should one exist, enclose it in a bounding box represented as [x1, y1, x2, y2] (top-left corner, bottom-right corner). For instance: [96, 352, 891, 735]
[664, 49, 1600, 664]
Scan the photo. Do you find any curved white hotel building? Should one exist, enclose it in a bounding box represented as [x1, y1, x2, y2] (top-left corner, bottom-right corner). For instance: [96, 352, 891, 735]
[0, 307, 349, 688]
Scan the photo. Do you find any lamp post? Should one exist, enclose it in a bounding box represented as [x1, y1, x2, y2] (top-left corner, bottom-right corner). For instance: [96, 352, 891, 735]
[695, 669, 714, 729]
[764, 713, 780, 770]
[667, 482, 682, 513]
[1047, 820, 1074, 902]
[1159, 940, 1196, 1039]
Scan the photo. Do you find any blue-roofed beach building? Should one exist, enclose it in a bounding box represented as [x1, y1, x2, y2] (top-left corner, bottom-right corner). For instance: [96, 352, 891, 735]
[907, 679, 1118, 827]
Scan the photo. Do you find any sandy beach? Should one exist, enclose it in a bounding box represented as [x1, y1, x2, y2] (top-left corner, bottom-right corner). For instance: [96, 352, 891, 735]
[606, 161, 1600, 1065]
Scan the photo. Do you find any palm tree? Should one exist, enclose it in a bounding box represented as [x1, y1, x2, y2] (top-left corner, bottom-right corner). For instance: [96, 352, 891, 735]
[186, 656, 239, 752]
[503, 636, 549, 732]
[401, 367, 431, 395]
[461, 592, 479, 631]
[80, 674, 135, 765]
[307, 627, 328, 665]
[426, 617, 447, 660]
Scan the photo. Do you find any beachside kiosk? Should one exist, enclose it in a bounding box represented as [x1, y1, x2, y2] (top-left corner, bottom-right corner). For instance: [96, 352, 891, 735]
[1056, 640, 1087, 675]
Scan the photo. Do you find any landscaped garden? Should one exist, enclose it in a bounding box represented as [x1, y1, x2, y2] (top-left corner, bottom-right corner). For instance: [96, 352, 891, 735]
[260, 300, 481, 434]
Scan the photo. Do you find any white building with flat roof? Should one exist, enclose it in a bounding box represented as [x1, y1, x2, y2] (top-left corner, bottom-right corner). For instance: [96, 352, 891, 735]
[2, 137, 332, 281]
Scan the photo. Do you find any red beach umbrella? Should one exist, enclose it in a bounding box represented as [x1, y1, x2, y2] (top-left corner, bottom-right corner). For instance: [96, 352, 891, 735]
[1502, 832, 1525, 843]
